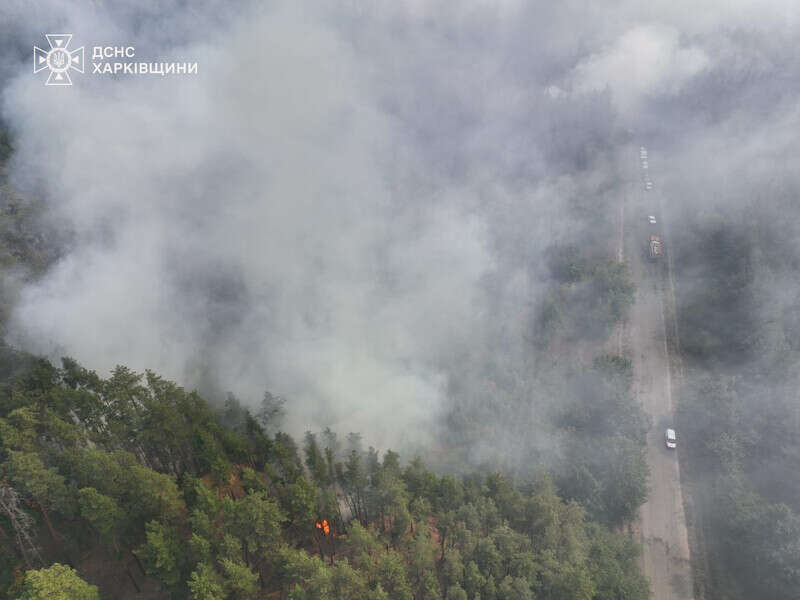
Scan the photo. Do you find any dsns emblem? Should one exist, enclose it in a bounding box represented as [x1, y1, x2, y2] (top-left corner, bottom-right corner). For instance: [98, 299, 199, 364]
[34, 34, 84, 86]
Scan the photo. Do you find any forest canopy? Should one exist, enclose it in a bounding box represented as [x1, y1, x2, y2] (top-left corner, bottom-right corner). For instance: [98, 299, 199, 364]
[0, 350, 649, 599]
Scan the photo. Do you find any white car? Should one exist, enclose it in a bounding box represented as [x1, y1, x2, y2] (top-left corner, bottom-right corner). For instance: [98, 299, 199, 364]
[645, 181, 653, 190]
[641, 161, 648, 168]
[648, 215, 657, 224]
[665, 428, 677, 449]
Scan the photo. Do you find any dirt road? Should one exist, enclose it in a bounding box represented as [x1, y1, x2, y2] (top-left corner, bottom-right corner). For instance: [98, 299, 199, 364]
[621, 147, 694, 599]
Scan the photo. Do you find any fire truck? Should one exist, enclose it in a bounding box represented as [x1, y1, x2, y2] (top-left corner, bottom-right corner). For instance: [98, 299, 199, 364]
[649, 235, 662, 260]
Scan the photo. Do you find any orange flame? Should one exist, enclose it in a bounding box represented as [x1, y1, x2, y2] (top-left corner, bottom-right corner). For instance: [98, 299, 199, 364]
[315, 519, 331, 535]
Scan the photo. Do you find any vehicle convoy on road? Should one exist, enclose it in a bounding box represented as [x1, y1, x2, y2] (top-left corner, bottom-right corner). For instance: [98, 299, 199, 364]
[649, 234, 662, 260]
[629, 160, 693, 597]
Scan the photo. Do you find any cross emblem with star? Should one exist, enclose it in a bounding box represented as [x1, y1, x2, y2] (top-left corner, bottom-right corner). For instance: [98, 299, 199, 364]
[34, 34, 84, 86]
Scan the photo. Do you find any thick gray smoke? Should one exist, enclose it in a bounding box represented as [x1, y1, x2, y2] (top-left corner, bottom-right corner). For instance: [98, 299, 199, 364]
[1, 0, 798, 453]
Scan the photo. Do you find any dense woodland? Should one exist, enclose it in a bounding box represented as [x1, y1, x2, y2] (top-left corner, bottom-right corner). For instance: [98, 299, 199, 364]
[439, 223, 646, 523]
[537, 245, 635, 346]
[0, 349, 649, 599]
[0, 128, 655, 598]
[4, 1, 800, 597]
[672, 204, 800, 600]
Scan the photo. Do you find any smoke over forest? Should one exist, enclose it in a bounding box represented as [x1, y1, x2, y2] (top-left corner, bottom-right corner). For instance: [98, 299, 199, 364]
[2, 1, 800, 599]
[2, 1, 791, 450]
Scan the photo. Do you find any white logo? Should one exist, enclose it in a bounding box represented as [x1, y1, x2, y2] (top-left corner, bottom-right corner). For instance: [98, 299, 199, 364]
[34, 34, 84, 86]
